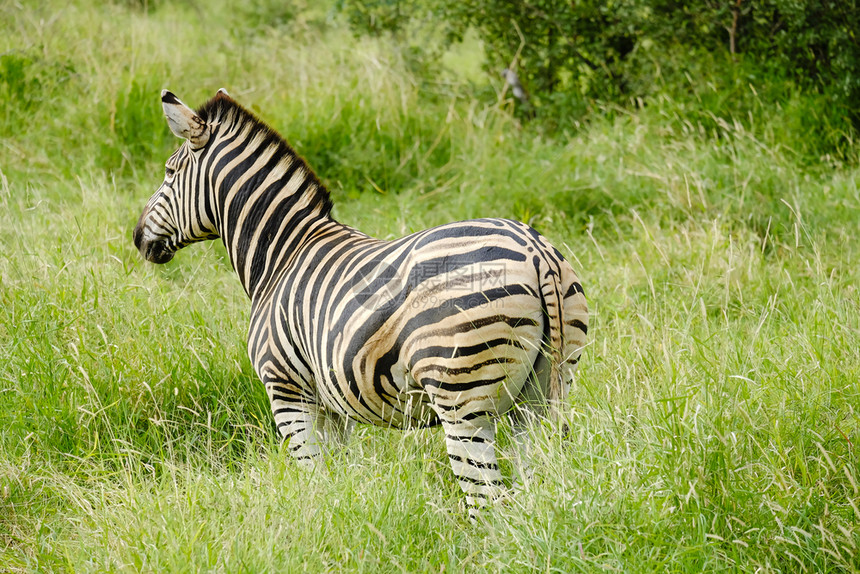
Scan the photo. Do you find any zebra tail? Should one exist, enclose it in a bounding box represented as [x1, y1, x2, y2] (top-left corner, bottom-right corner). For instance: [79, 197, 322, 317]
[537, 256, 565, 423]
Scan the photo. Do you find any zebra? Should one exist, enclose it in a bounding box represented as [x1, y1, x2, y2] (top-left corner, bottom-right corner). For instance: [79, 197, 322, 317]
[133, 89, 588, 517]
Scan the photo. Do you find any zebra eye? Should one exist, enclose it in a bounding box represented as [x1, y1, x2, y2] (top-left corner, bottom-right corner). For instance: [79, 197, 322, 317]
[165, 167, 176, 178]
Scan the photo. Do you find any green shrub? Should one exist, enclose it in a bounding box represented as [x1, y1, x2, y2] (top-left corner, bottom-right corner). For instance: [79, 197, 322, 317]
[338, 0, 860, 161]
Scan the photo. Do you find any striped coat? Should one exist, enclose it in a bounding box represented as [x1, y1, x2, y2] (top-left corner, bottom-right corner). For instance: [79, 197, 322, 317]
[134, 89, 588, 516]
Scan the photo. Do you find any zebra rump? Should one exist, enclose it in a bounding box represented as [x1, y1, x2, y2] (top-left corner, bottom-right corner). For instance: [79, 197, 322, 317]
[133, 89, 588, 517]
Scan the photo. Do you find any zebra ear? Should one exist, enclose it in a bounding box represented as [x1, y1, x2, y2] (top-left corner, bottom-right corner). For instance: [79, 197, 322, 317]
[161, 90, 210, 148]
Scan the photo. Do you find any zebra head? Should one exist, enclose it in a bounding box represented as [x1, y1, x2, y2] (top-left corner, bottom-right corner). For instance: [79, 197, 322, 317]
[133, 89, 223, 264]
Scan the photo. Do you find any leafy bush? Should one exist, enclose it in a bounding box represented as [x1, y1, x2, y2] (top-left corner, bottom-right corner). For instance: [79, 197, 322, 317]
[338, 0, 859, 159]
[648, 1, 860, 122]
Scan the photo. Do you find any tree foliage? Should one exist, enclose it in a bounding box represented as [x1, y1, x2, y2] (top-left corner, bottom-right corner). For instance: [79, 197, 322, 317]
[339, 0, 860, 136]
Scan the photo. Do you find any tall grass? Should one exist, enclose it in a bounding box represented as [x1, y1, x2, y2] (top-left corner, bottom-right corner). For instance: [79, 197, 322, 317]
[1, 0, 858, 571]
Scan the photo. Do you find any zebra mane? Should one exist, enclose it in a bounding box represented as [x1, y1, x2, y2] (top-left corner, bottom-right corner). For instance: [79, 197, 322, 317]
[195, 92, 333, 216]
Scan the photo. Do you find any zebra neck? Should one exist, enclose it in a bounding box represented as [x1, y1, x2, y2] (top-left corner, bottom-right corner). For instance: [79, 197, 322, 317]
[214, 159, 334, 299]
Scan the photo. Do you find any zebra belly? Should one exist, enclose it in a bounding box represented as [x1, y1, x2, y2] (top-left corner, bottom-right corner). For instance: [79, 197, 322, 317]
[316, 358, 438, 429]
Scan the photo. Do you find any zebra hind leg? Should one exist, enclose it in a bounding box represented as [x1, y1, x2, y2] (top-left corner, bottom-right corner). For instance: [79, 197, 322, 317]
[507, 407, 537, 491]
[503, 353, 551, 490]
[437, 412, 506, 520]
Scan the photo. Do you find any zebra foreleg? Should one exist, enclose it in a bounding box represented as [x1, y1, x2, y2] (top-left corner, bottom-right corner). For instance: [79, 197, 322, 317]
[265, 375, 353, 465]
[316, 408, 355, 450]
[271, 400, 327, 467]
[270, 398, 352, 468]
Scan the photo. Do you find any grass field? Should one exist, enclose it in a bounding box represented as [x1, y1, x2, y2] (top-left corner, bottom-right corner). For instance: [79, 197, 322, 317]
[2, 1, 859, 572]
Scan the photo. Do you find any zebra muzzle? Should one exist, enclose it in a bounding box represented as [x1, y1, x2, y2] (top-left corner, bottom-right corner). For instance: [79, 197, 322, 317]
[144, 241, 175, 264]
[133, 225, 175, 264]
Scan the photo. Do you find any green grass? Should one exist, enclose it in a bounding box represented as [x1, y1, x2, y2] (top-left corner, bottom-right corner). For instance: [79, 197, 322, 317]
[2, 1, 859, 572]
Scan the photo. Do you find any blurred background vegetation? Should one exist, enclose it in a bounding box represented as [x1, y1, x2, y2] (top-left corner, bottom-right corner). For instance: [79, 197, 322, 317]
[338, 0, 859, 159]
[2, 0, 857, 236]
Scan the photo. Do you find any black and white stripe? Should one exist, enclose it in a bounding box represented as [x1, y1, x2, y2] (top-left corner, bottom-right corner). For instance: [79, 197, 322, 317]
[134, 89, 589, 516]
